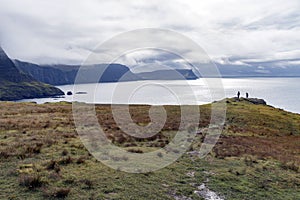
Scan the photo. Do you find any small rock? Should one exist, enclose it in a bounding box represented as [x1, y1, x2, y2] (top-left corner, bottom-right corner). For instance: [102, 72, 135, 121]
[75, 91, 87, 94]
[186, 171, 195, 177]
[244, 98, 266, 105]
[194, 183, 224, 200]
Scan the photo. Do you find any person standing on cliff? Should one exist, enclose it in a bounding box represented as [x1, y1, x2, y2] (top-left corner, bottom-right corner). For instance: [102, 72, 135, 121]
[237, 91, 240, 99]
[246, 92, 249, 98]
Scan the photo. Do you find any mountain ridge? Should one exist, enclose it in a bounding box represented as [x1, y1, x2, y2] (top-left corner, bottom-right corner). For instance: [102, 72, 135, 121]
[0, 47, 64, 101]
[14, 60, 199, 85]
[14, 58, 300, 85]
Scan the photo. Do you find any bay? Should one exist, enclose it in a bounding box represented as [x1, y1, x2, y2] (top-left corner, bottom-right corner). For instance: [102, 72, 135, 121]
[17, 78, 300, 114]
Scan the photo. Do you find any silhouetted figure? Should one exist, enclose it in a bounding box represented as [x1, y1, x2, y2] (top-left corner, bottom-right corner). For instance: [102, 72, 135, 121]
[246, 92, 249, 98]
[237, 91, 240, 99]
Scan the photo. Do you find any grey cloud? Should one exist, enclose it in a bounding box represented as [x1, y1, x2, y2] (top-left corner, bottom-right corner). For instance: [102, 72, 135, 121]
[0, 0, 299, 68]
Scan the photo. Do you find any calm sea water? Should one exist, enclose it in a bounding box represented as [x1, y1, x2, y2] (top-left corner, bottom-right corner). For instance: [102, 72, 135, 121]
[17, 78, 300, 114]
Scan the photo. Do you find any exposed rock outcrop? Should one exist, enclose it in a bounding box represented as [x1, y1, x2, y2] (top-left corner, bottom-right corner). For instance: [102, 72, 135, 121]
[231, 97, 267, 105]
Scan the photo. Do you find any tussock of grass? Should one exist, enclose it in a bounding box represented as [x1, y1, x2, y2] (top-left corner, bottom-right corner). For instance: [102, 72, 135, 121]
[18, 173, 44, 189]
[42, 187, 71, 198]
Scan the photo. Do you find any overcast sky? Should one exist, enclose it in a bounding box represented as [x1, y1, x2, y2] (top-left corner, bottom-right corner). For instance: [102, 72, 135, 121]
[0, 0, 299, 67]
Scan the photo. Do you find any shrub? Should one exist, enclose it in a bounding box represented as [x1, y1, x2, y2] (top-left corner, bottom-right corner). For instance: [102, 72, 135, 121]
[281, 161, 299, 172]
[127, 148, 143, 153]
[43, 137, 56, 147]
[17, 151, 26, 160]
[48, 172, 61, 180]
[46, 160, 60, 173]
[43, 187, 71, 198]
[58, 156, 73, 165]
[61, 149, 69, 156]
[0, 151, 9, 159]
[54, 188, 71, 198]
[76, 156, 86, 164]
[157, 152, 163, 158]
[46, 160, 56, 170]
[244, 155, 258, 167]
[25, 143, 43, 154]
[19, 174, 44, 189]
[81, 179, 93, 189]
[115, 135, 127, 144]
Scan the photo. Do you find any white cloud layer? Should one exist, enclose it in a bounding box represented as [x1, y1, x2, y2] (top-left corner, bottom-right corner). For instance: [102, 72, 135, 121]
[0, 0, 299, 66]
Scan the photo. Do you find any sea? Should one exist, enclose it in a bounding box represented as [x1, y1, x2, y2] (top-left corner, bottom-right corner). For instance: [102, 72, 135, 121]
[17, 77, 300, 114]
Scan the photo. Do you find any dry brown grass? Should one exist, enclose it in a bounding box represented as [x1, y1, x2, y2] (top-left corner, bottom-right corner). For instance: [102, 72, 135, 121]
[213, 135, 300, 166]
[0, 100, 299, 199]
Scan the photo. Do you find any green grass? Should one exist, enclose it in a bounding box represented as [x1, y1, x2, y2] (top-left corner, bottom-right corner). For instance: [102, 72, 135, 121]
[0, 80, 64, 101]
[223, 98, 300, 136]
[0, 99, 299, 199]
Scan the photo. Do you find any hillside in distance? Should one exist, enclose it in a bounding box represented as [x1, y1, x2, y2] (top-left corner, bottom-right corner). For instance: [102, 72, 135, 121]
[216, 64, 300, 77]
[137, 69, 198, 80]
[14, 60, 199, 85]
[14, 58, 300, 86]
[14, 61, 142, 85]
[0, 47, 64, 101]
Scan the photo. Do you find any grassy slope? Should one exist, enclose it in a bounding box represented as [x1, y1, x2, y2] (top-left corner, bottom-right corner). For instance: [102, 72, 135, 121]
[0, 99, 299, 199]
[0, 80, 64, 101]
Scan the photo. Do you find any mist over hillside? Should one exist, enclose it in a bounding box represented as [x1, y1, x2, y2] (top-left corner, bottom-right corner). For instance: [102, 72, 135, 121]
[14, 60, 199, 85]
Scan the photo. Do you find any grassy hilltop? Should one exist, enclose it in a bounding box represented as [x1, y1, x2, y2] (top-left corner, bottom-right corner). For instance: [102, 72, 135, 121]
[0, 98, 299, 199]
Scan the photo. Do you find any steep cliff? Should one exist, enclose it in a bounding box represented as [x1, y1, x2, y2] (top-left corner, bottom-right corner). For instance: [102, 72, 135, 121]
[0, 47, 64, 101]
[14, 60, 77, 85]
[15, 61, 199, 85]
[15, 61, 141, 85]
